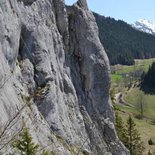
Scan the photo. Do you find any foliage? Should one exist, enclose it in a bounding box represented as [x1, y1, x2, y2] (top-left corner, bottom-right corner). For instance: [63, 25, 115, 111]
[151, 119, 155, 125]
[41, 150, 59, 155]
[134, 114, 143, 120]
[125, 116, 144, 155]
[113, 104, 121, 111]
[115, 112, 128, 145]
[111, 74, 123, 85]
[135, 91, 146, 119]
[94, 12, 155, 65]
[141, 62, 155, 93]
[124, 87, 155, 119]
[13, 127, 58, 155]
[148, 150, 152, 155]
[110, 88, 116, 103]
[82, 150, 89, 155]
[115, 114, 144, 155]
[148, 138, 154, 145]
[13, 127, 39, 155]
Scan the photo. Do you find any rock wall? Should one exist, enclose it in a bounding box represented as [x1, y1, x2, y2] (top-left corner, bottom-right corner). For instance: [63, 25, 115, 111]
[0, 0, 129, 154]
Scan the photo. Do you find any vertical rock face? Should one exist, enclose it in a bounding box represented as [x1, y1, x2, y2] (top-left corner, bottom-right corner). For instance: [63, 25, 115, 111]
[0, 0, 129, 155]
[77, 0, 88, 9]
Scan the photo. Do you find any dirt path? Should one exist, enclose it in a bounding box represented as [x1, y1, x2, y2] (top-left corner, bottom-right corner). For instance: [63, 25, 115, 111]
[115, 92, 133, 107]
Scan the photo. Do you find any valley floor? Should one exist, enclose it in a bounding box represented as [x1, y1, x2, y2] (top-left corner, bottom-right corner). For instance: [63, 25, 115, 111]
[111, 58, 155, 155]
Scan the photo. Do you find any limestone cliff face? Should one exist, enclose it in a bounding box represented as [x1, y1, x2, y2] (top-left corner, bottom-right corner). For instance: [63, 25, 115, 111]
[0, 0, 129, 154]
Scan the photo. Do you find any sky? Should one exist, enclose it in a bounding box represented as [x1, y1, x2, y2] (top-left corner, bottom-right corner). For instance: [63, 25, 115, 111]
[65, 0, 155, 24]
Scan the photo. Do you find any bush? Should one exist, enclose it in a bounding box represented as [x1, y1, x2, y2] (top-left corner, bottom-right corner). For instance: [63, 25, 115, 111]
[113, 104, 121, 111]
[13, 127, 39, 155]
[148, 150, 152, 155]
[134, 114, 143, 120]
[82, 150, 90, 155]
[148, 138, 154, 145]
[150, 119, 155, 125]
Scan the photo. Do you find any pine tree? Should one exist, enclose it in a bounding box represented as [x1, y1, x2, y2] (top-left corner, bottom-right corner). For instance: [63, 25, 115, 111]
[141, 62, 155, 89]
[115, 114, 144, 155]
[13, 127, 39, 155]
[115, 112, 128, 146]
[125, 115, 144, 155]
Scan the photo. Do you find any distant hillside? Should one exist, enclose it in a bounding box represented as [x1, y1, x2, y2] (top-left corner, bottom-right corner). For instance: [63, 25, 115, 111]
[93, 12, 155, 65]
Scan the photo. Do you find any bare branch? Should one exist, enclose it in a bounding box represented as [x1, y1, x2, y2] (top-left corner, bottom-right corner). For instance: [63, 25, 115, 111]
[0, 103, 26, 140]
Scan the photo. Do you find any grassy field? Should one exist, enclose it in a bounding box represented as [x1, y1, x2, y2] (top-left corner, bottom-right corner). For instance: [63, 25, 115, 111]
[111, 74, 123, 83]
[111, 58, 155, 85]
[111, 58, 155, 75]
[125, 88, 155, 120]
[112, 58, 155, 154]
[117, 109, 155, 155]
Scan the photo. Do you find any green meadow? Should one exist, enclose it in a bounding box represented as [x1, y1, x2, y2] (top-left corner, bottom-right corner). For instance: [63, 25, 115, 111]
[111, 58, 155, 154]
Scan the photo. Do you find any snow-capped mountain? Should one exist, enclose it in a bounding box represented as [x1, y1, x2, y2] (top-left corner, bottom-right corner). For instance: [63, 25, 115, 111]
[132, 19, 155, 35]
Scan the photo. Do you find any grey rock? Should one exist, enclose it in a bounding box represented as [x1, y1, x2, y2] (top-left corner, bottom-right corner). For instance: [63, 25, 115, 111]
[17, 0, 36, 6]
[77, 0, 88, 10]
[0, 0, 129, 155]
[53, 0, 69, 48]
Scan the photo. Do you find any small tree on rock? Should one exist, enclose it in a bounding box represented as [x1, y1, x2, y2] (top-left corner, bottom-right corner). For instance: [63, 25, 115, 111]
[13, 127, 39, 155]
[115, 112, 128, 145]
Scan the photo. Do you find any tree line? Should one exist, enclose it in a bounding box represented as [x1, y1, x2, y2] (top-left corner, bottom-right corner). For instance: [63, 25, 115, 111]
[94, 12, 155, 65]
[141, 62, 155, 93]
